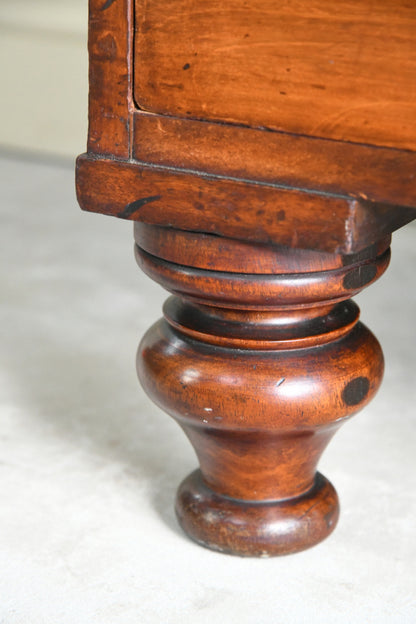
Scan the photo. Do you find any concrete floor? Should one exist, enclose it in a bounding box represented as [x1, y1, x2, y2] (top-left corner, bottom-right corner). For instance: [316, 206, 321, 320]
[0, 152, 415, 623]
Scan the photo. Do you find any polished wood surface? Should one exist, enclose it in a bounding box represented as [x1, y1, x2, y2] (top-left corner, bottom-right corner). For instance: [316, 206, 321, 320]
[134, 223, 391, 274]
[78, 0, 416, 253]
[132, 113, 416, 209]
[134, 0, 416, 150]
[136, 228, 388, 555]
[76, 155, 414, 254]
[76, 0, 415, 556]
[87, 0, 132, 157]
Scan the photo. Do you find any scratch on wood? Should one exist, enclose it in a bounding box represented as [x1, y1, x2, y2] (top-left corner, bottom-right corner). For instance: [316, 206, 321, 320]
[299, 499, 321, 520]
[344, 201, 357, 254]
[102, 0, 117, 10]
[118, 195, 161, 218]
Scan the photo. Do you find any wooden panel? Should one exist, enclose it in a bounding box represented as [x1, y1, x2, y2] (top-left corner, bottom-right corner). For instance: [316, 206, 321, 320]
[134, 0, 416, 150]
[133, 112, 416, 208]
[88, 0, 132, 157]
[76, 155, 416, 254]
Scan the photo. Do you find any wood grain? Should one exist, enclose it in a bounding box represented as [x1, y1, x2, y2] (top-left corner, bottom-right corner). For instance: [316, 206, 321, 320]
[80, 0, 416, 249]
[133, 113, 416, 209]
[135, 246, 390, 309]
[134, 0, 416, 150]
[134, 223, 391, 274]
[88, 0, 133, 157]
[176, 470, 339, 557]
[136, 232, 387, 555]
[76, 155, 415, 254]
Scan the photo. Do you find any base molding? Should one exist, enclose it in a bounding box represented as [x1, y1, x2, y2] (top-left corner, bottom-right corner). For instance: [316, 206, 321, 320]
[176, 470, 338, 557]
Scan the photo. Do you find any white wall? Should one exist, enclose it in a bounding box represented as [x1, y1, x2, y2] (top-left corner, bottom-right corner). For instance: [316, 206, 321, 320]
[0, 0, 88, 160]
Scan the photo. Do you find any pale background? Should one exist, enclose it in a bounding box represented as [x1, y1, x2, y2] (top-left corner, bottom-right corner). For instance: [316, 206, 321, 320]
[0, 0, 88, 159]
[0, 2, 415, 623]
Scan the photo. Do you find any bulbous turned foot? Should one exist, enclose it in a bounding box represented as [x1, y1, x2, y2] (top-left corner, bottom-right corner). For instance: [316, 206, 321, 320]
[176, 470, 339, 557]
[135, 224, 390, 556]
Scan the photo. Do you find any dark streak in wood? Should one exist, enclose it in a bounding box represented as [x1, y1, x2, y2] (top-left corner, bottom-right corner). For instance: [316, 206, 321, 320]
[102, 0, 118, 10]
[118, 195, 162, 218]
[343, 264, 378, 289]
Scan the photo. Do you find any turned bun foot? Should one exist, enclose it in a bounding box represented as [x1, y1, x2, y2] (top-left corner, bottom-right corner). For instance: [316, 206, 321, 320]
[135, 224, 389, 556]
[176, 470, 339, 557]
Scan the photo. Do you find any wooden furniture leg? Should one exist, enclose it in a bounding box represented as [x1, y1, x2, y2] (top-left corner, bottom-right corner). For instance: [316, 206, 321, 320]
[76, 0, 416, 557]
[134, 224, 390, 556]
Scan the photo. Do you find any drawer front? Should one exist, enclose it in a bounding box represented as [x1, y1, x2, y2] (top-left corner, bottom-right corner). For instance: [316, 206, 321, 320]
[134, 0, 416, 151]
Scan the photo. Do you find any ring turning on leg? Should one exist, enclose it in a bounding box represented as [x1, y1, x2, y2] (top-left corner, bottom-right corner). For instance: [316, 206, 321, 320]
[135, 224, 389, 556]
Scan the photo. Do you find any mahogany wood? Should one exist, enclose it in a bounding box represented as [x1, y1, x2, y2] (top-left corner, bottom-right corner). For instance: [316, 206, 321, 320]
[87, 0, 133, 157]
[132, 113, 416, 210]
[136, 226, 387, 555]
[134, 223, 391, 274]
[78, 0, 416, 249]
[76, 155, 415, 254]
[134, 0, 416, 150]
[76, 0, 415, 556]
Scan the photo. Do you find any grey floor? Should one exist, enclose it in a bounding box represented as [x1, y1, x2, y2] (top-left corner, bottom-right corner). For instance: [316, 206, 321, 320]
[0, 152, 415, 623]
